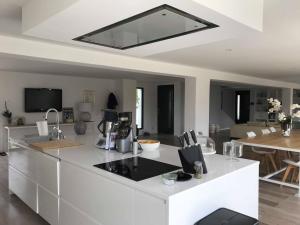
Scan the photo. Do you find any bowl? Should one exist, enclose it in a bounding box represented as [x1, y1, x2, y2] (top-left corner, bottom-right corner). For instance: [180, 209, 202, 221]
[161, 173, 177, 185]
[138, 139, 160, 152]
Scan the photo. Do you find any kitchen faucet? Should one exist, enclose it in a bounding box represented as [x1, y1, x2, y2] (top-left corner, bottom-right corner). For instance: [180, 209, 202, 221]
[45, 108, 63, 140]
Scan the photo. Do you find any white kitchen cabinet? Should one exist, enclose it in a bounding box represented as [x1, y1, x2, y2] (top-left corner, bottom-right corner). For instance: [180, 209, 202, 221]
[38, 185, 59, 225]
[60, 199, 99, 225]
[134, 190, 166, 225]
[9, 166, 38, 212]
[60, 161, 135, 225]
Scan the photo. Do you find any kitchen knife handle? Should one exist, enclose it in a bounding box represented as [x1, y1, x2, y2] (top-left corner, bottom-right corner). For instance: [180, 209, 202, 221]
[183, 132, 190, 146]
[177, 135, 185, 148]
[190, 130, 197, 144]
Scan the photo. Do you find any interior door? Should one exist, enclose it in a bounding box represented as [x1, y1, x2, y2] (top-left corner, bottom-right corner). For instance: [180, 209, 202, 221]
[157, 85, 174, 134]
[235, 90, 250, 124]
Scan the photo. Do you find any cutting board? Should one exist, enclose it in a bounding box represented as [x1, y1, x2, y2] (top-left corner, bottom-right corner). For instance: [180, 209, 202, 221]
[30, 139, 81, 151]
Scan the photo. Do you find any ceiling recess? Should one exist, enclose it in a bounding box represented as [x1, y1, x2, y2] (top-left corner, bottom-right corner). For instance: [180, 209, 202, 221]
[73, 4, 219, 50]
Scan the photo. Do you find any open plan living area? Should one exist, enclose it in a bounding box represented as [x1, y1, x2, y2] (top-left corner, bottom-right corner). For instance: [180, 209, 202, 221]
[0, 0, 300, 225]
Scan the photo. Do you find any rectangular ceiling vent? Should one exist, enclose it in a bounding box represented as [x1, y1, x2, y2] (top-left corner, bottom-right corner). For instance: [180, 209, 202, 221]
[73, 4, 219, 50]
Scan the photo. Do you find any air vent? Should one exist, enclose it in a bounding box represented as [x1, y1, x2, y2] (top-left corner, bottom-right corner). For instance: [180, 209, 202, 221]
[73, 4, 218, 50]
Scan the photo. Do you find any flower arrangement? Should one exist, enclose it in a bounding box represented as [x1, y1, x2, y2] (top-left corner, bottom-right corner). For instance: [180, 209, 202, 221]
[267, 98, 300, 122]
[2, 101, 12, 124]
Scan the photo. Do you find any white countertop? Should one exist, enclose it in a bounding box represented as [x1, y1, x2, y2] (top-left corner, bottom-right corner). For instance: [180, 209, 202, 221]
[10, 134, 259, 200]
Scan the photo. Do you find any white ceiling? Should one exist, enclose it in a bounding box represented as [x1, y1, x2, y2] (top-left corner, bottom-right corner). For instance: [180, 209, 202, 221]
[0, 0, 300, 83]
[0, 54, 183, 82]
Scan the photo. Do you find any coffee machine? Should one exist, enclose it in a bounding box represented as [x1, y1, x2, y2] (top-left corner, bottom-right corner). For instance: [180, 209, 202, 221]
[97, 109, 118, 137]
[115, 112, 133, 153]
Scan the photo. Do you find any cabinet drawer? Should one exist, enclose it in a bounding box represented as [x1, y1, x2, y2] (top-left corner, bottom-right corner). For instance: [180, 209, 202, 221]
[9, 148, 36, 180]
[38, 186, 59, 225]
[9, 166, 37, 212]
[61, 161, 134, 225]
[60, 199, 99, 225]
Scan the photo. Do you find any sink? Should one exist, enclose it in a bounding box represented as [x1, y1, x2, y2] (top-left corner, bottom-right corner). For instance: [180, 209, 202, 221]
[23, 135, 53, 144]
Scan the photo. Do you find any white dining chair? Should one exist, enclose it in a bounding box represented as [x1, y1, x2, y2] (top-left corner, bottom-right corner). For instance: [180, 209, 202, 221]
[247, 131, 277, 173]
[282, 159, 300, 183]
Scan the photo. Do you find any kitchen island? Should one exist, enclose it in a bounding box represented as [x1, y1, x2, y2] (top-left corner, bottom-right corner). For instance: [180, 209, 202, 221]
[8, 134, 259, 225]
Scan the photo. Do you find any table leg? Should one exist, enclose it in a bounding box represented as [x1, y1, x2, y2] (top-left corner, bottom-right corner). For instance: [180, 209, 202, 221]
[295, 153, 300, 198]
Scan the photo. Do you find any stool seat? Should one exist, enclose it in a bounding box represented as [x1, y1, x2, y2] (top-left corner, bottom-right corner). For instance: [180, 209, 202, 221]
[194, 208, 258, 225]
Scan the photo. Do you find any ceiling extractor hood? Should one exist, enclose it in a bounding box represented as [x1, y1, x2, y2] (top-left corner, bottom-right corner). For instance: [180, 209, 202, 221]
[73, 4, 219, 50]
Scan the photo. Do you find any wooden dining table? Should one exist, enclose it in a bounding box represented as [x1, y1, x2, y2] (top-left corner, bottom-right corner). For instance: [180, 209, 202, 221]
[234, 130, 300, 196]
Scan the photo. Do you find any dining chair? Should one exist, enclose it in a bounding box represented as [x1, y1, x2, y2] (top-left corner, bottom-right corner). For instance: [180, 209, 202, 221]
[282, 159, 300, 184]
[246, 131, 278, 173]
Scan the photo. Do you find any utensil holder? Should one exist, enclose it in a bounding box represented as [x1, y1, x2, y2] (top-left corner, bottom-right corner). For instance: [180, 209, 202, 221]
[178, 145, 208, 174]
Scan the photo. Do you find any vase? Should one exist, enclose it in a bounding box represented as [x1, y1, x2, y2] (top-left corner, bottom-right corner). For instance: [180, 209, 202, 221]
[281, 122, 291, 137]
[74, 121, 87, 135]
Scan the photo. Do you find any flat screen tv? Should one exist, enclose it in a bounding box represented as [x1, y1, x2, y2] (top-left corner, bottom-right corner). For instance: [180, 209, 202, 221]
[25, 88, 62, 112]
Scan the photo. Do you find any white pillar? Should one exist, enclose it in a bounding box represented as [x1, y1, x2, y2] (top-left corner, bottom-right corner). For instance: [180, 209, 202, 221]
[282, 88, 293, 115]
[184, 76, 210, 136]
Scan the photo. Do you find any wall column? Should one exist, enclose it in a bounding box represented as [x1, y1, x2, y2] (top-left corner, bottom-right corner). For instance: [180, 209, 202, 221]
[184, 76, 210, 136]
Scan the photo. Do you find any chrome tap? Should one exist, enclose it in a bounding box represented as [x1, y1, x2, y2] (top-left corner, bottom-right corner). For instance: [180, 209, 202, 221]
[45, 108, 62, 140]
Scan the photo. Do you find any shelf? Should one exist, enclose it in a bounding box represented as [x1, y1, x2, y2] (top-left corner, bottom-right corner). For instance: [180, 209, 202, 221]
[4, 121, 96, 130]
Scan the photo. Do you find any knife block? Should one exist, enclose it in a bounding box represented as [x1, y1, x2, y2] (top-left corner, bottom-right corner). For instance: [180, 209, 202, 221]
[178, 145, 208, 174]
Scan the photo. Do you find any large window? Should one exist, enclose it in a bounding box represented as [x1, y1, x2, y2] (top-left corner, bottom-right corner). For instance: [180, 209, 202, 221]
[136, 88, 144, 129]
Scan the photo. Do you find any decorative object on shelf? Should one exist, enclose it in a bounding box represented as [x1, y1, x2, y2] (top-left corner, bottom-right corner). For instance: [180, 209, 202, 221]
[62, 107, 74, 123]
[267, 98, 300, 137]
[82, 90, 95, 105]
[2, 101, 12, 125]
[16, 117, 25, 126]
[74, 121, 87, 135]
[107, 92, 118, 109]
[78, 102, 92, 122]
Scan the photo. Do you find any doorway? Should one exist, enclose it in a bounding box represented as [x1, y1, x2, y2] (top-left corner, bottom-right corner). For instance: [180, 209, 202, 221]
[157, 85, 174, 134]
[235, 90, 250, 123]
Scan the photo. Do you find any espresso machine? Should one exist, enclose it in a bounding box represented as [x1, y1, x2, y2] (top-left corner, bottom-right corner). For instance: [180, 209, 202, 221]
[115, 112, 133, 153]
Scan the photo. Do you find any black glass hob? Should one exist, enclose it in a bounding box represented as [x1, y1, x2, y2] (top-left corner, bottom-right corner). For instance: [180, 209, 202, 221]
[94, 157, 181, 181]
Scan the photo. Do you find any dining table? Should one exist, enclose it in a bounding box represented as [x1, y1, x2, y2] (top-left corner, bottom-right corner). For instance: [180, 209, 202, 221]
[234, 130, 300, 197]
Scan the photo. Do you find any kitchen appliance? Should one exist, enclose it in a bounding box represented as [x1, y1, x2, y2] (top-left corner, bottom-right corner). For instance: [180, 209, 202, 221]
[115, 112, 133, 153]
[94, 157, 181, 181]
[97, 109, 118, 137]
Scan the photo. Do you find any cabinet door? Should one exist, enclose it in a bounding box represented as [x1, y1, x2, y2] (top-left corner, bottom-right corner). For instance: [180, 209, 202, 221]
[9, 147, 36, 180]
[9, 166, 37, 212]
[134, 190, 167, 225]
[60, 199, 99, 225]
[38, 186, 59, 225]
[60, 161, 134, 225]
[36, 152, 59, 195]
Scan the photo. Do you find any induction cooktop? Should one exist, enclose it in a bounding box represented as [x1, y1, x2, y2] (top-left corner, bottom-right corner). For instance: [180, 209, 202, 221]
[94, 157, 181, 181]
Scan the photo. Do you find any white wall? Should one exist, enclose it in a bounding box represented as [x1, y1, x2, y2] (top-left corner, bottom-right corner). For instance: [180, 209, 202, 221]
[137, 80, 184, 136]
[0, 71, 118, 151]
[209, 85, 235, 129]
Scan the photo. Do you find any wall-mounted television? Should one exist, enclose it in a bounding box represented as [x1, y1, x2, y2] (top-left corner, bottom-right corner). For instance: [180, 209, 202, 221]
[25, 88, 62, 112]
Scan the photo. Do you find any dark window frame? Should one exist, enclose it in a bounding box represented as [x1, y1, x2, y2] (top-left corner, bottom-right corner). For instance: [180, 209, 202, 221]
[136, 87, 144, 129]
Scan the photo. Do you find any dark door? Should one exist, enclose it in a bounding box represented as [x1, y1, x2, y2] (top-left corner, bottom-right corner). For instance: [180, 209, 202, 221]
[157, 85, 174, 134]
[235, 91, 250, 124]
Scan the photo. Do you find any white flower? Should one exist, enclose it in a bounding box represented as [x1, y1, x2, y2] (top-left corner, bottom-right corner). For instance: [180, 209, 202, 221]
[293, 110, 300, 118]
[278, 112, 286, 121]
[291, 104, 300, 110]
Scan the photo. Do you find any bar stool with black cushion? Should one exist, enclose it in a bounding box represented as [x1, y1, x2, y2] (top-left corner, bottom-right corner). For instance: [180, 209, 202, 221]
[282, 159, 300, 183]
[246, 131, 278, 174]
[194, 208, 258, 225]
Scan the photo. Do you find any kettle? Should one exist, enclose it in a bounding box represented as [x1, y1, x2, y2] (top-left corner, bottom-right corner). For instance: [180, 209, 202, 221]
[98, 109, 118, 137]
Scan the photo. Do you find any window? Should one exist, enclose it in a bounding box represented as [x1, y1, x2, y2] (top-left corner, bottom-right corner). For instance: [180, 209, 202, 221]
[236, 94, 240, 121]
[136, 88, 144, 129]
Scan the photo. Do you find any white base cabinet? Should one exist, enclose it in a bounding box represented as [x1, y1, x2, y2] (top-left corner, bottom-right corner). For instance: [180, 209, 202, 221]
[9, 166, 38, 212]
[60, 161, 167, 225]
[8, 145, 59, 225]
